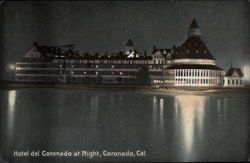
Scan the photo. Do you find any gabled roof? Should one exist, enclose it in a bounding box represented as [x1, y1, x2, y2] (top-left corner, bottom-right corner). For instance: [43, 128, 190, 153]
[23, 45, 43, 58]
[189, 18, 199, 28]
[225, 68, 243, 77]
[30, 42, 79, 59]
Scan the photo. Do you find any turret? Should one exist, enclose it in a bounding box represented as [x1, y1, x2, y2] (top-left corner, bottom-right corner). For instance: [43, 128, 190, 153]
[188, 18, 201, 37]
[125, 39, 135, 55]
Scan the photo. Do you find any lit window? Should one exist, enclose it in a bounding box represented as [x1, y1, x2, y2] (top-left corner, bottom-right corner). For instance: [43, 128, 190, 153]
[96, 72, 98, 75]
[84, 72, 86, 74]
[96, 65, 99, 68]
[111, 65, 114, 68]
[120, 72, 123, 75]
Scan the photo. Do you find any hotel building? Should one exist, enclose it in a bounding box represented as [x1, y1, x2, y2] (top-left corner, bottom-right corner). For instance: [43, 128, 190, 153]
[15, 19, 244, 87]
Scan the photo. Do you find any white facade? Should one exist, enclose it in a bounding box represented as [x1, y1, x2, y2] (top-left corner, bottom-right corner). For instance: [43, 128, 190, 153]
[224, 70, 244, 87]
[165, 69, 224, 87]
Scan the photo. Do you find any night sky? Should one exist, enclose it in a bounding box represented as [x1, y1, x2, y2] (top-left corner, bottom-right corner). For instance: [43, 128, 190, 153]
[0, 1, 250, 80]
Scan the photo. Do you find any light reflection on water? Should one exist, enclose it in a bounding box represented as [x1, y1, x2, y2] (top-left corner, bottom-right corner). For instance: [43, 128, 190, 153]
[7, 90, 16, 138]
[175, 95, 205, 160]
[0, 89, 249, 162]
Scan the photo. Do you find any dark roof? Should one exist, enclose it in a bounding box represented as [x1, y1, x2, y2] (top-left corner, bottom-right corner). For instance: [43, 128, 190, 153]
[152, 18, 215, 60]
[32, 42, 152, 60]
[171, 36, 215, 60]
[225, 68, 243, 77]
[189, 18, 199, 28]
[165, 64, 223, 70]
[153, 48, 173, 57]
[126, 39, 133, 46]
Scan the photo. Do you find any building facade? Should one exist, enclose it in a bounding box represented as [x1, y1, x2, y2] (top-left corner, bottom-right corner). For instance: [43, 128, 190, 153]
[223, 67, 244, 87]
[161, 19, 225, 87]
[15, 19, 244, 87]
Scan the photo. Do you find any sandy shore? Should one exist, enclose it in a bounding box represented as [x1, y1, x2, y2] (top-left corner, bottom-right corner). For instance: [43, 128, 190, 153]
[0, 82, 249, 93]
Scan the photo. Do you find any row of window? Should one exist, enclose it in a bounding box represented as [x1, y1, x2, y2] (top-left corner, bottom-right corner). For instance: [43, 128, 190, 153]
[165, 78, 221, 85]
[16, 76, 62, 81]
[16, 63, 163, 69]
[16, 70, 163, 76]
[16, 76, 138, 84]
[175, 69, 221, 77]
[224, 79, 243, 85]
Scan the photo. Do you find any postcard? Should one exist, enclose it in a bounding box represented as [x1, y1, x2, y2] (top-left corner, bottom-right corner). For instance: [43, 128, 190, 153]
[0, 1, 249, 162]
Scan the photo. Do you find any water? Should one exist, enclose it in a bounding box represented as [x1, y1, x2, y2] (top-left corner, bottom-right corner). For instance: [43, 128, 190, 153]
[0, 88, 249, 162]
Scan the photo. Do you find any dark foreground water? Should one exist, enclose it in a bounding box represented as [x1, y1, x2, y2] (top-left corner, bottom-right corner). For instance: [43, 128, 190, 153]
[0, 88, 249, 162]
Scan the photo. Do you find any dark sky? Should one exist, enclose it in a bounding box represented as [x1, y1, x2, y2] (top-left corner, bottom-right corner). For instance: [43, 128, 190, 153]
[1, 1, 250, 80]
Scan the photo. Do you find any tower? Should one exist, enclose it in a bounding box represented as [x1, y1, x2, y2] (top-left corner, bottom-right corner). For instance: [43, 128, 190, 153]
[188, 18, 201, 37]
[125, 39, 135, 55]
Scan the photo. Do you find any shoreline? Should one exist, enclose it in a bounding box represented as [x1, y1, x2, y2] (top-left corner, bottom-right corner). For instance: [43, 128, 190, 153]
[0, 83, 249, 93]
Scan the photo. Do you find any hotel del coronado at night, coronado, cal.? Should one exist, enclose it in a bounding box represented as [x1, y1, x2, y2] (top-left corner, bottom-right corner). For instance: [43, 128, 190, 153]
[15, 19, 245, 87]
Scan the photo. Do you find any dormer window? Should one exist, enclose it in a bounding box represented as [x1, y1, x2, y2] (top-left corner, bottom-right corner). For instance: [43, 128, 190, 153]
[167, 53, 172, 59]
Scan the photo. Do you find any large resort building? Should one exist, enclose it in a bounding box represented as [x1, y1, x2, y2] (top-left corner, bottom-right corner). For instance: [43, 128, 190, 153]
[15, 19, 245, 87]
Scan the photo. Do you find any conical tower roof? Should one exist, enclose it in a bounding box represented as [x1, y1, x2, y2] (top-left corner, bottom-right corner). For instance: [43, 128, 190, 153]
[126, 39, 133, 46]
[189, 18, 199, 28]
